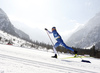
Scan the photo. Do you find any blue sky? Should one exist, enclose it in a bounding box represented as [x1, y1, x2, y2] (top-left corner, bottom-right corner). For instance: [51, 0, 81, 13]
[0, 0, 100, 42]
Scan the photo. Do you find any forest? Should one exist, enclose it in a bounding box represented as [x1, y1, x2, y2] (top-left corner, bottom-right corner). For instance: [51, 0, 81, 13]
[30, 41, 100, 58]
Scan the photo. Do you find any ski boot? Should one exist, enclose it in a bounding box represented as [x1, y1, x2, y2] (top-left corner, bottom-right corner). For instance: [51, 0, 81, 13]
[74, 51, 78, 57]
[51, 54, 57, 58]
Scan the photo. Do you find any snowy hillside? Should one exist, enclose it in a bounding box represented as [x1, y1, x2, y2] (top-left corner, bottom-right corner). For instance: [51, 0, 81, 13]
[0, 30, 32, 48]
[0, 8, 30, 41]
[67, 12, 100, 49]
[0, 44, 100, 73]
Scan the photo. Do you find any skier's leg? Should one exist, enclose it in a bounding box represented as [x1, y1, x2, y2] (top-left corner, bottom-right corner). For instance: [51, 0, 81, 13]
[57, 38, 77, 57]
[52, 42, 60, 58]
[53, 47, 57, 55]
[61, 41, 74, 52]
[61, 41, 78, 57]
[53, 42, 60, 54]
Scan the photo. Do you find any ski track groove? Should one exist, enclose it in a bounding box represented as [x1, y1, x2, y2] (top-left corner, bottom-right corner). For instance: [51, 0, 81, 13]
[0, 54, 97, 73]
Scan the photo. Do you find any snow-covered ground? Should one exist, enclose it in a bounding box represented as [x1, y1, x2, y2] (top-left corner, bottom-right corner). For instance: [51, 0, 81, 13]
[0, 44, 100, 73]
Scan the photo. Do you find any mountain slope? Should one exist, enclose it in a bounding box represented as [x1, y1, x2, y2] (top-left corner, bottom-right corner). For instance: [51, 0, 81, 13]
[0, 8, 30, 41]
[67, 12, 100, 49]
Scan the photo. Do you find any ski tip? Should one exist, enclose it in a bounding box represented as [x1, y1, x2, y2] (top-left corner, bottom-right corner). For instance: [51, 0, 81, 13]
[81, 60, 91, 63]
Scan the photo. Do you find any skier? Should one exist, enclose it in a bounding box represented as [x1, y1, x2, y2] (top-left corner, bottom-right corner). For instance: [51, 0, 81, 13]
[45, 27, 77, 58]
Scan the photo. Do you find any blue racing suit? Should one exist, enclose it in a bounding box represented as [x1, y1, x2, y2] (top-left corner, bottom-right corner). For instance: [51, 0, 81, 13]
[48, 30, 74, 54]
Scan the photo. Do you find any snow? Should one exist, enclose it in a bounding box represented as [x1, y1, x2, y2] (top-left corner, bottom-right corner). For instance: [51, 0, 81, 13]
[0, 44, 100, 73]
[0, 30, 100, 73]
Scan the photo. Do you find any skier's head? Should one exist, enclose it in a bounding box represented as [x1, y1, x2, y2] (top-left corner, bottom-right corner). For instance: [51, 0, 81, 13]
[52, 27, 56, 31]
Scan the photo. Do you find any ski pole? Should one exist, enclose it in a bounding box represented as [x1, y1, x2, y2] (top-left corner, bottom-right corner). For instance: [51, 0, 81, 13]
[46, 31, 58, 55]
[46, 31, 54, 46]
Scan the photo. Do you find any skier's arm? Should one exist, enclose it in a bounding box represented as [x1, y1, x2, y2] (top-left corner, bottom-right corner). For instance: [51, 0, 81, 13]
[45, 28, 52, 34]
[47, 30, 52, 34]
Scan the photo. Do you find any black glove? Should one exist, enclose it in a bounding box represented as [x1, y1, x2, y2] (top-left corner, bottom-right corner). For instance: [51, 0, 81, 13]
[45, 28, 48, 31]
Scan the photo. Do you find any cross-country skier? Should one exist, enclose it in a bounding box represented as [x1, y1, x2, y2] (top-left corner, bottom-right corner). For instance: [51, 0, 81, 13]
[45, 27, 77, 58]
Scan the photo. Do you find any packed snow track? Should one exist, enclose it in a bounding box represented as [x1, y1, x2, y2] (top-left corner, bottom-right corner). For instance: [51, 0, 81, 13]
[0, 54, 96, 73]
[0, 44, 99, 73]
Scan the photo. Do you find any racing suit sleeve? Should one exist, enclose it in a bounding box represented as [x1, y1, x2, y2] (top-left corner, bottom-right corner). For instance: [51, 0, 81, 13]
[47, 30, 52, 34]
